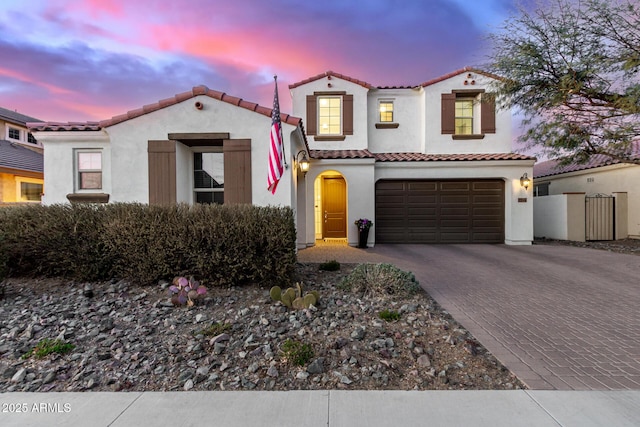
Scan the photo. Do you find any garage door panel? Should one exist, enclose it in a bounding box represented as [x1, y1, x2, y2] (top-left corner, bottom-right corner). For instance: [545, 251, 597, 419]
[376, 179, 504, 244]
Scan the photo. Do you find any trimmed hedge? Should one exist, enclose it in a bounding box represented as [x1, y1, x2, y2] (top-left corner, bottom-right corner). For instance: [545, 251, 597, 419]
[0, 203, 296, 286]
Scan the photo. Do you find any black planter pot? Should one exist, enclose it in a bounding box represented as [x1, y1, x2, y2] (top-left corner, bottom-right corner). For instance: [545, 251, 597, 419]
[358, 228, 370, 248]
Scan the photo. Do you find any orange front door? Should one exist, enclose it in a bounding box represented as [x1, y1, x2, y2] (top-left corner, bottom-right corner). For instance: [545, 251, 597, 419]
[322, 177, 346, 238]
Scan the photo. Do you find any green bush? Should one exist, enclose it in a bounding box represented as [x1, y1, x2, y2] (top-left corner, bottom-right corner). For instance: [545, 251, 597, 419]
[379, 309, 401, 322]
[280, 339, 314, 366]
[0, 203, 296, 286]
[318, 260, 340, 271]
[338, 263, 420, 298]
[22, 338, 75, 359]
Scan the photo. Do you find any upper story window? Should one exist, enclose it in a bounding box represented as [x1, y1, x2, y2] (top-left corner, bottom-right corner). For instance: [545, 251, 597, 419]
[76, 150, 102, 190]
[379, 101, 394, 122]
[318, 96, 342, 135]
[441, 90, 495, 139]
[455, 99, 474, 135]
[27, 133, 37, 144]
[534, 182, 549, 197]
[305, 91, 353, 141]
[194, 151, 224, 204]
[8, 127, 20, 140]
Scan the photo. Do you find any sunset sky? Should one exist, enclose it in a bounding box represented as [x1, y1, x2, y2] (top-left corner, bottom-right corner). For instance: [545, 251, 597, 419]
[1, 0, 523, 123]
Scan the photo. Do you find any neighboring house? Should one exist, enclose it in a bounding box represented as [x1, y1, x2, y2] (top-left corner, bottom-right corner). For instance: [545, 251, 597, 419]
[0, 107, 44, 203]
[534, 147, 640, 240]
[30, 67, 535, 248]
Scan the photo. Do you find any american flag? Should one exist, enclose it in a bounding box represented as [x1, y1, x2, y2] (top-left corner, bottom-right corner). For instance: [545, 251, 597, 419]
[267, 76, 285, 194]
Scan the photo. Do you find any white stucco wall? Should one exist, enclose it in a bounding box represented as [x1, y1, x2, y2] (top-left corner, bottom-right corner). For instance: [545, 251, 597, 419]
[290, 77, 369, 151]
[36, 132, 111, 205]
[539, 164, 640, 238]
[366, 87, 424, 153]
[37, 95, 302, 209]
[533, 193, 586, 241]
[422, 72, 512, 155]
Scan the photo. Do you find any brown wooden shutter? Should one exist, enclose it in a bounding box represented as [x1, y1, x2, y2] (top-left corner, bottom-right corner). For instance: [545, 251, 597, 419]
[306, 95, 317, 135]
[481, 93, 496, 134]
[343, 94, 354, 135]
[148, 140, 176, 205]
[441, 93, 456, 134]
[223, 139, 252, 205]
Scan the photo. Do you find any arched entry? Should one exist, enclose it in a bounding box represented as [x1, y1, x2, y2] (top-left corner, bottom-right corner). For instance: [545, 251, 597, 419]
[314, 172, 347, 240]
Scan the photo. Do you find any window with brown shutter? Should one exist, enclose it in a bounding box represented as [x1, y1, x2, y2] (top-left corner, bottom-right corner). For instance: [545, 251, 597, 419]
[306, 92, 353, 140]
[441, 93, 456, 134]
[148, 140, 177, 205]
[442, 90, 496, 138]
[223, 139, 252, 205]
[481, 93, 496, 134]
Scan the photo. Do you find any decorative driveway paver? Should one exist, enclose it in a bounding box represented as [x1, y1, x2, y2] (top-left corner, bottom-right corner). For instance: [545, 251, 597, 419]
[362, 244, 640, 390]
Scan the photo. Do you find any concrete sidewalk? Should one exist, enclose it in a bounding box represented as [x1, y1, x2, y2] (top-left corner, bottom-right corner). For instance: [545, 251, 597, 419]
[1, 390, 639, 426]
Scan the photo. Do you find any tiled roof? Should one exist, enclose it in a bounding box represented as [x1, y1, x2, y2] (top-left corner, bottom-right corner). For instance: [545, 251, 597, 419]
[289, 71, 374, 90]
[534, 146, 640, 178]
[310, 149, 375, 159]
[375, 152, 535, 162]
[309, 150, 534, 162]
[0, 107, 42, 125]
[420, 66, 503, 87]
[0, 140, 44, 173]
[28, 85, 302, 132]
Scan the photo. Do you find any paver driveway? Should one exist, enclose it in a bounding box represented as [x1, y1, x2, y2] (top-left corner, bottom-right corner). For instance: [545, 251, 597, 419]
[366, 244, 640, 390]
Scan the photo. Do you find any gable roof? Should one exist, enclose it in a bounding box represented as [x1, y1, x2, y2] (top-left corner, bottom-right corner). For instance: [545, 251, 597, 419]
[534, 142, 640, 178]
[289, 71, 374, 90]
[28, 85, 303, 132]
[0, 107, 42, 126]
[420, 66, 503, 87]
[310, 150, 534, 162]
[0, 139, 44, 173]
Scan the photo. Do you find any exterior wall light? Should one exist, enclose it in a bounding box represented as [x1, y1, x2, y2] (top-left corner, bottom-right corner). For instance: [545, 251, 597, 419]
[297, 150, 310, 175]
[520, 172, 531, 190]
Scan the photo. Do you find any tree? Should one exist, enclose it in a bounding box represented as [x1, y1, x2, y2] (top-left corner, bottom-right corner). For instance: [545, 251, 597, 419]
[488, 0, 640, 165]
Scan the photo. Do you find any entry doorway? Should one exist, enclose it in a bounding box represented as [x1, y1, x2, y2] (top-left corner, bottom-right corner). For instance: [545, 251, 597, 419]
[314, 173, 347, 240]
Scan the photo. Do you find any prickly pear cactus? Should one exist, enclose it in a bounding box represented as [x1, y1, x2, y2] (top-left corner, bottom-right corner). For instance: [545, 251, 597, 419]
[270, 286, 282, 302]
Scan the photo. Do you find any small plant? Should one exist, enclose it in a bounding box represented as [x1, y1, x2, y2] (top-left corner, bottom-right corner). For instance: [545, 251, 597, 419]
[270, 282, 319, 310]
[168, 276, 207, 307]
[22, 338, 75, 359]
[280, 339, 314, 366]
[379, 309, 401, 322]
[319, 260, 340, 271]
[354, 218, 373, 231]
[196, 322, 231, 337]
[338, 263, 420, 298]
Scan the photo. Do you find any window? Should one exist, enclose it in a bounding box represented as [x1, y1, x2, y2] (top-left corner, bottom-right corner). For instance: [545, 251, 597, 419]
[8, 127, 20, 140]
[194, 152, 224, 204]
[455, 99, 474, 135]
[318, 96, 342, 135]
[77, 151, 102, 190]
[20, 182, 43, 201]
[28, 133, 37, 144]
[305, 92, 353, 140]
[441, 91, 495, 137]
[379, 101, 394, 122]
[534, 182, 549, 197]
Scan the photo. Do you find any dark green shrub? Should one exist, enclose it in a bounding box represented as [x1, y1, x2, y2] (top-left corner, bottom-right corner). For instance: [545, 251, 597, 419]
[318, 260, 340, 271]
[280, 339, 314, 366]
[379, 309, 401, 322]
[22, 338, 75, 359]
[0, 203, 296, 286]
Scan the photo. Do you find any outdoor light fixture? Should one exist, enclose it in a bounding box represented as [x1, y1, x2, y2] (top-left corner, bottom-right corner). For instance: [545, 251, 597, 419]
[520, 172, 531, 190]
[297, 150, 310, 175]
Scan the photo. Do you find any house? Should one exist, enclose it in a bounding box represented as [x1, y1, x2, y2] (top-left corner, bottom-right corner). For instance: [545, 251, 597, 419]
[533, 147, 640, 240]
[0, 107, 44, 203]
[30, 67, 535, 248]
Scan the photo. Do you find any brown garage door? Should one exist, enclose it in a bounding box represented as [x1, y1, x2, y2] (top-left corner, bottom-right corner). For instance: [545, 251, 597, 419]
[375, 180, 504, 243]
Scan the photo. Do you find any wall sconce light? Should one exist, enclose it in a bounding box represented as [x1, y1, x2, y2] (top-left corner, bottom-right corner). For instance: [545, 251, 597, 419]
[520, 172, 531, 190]
[297, 150, 310, 175]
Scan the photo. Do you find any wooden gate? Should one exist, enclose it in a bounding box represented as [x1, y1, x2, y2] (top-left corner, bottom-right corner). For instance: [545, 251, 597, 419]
[585, 195, 614, 241]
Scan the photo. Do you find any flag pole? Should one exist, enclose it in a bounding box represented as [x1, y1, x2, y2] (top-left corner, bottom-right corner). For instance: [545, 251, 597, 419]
[274, 75, 288, 169]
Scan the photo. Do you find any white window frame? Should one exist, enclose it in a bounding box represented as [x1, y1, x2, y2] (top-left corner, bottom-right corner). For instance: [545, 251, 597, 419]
[193, 148, 224, 204]
[8, 127, 21, 141]
[317, 95, 342, 136]
[378, 100, 394, 123]
[75, 149, 103, 191]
